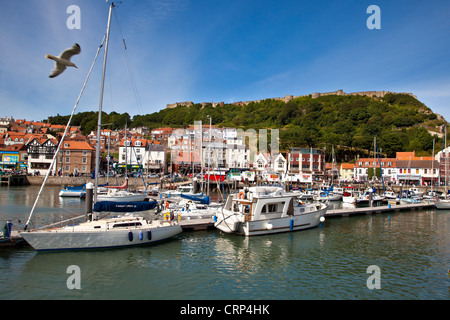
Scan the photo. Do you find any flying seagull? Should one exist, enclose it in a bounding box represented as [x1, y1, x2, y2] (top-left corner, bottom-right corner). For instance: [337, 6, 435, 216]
[45, 43, 81, 78]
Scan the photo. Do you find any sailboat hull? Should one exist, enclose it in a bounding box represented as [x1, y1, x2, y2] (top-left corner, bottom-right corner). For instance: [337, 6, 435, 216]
[20, 223, 181, 251]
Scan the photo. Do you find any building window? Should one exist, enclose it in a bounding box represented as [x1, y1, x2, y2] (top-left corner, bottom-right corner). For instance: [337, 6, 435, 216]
[82, 157, 87, 164]
[65, 157, 70, 163]
[83, 151, 88, 156]
[65, 150, 70, 155]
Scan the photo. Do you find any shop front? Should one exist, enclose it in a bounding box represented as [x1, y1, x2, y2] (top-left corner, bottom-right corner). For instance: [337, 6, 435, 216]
[0, 152, 19, 172]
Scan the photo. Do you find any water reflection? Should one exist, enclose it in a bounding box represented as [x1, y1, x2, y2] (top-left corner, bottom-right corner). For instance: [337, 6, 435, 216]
[1, 185, 449, 299]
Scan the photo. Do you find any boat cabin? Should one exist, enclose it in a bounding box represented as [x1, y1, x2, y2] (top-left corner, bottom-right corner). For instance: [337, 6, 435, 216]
[223, 187, 300, 222]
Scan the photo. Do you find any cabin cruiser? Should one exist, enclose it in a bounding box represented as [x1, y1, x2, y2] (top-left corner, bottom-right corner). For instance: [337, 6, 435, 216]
[214, 186, 327, 236]
[314, 190, 342, 202]
[342, 186, 358, 204]
[355, 187, 385, 205]
[383, 190, 397, 200]
[408, 187, 424, 197]
[170, 199, 220, 221]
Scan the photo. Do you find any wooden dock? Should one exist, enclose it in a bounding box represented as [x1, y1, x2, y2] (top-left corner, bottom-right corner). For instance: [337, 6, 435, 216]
[0, 175, 29, 186]
[325, 201, 436, 217]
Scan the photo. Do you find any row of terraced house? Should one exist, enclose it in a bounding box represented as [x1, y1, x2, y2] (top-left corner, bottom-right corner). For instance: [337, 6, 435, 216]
[0, 117, 165, 176]
[1, 116, 449, 186]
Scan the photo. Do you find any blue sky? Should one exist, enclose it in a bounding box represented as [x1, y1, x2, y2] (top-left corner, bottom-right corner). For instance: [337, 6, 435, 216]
[1, 0, 450, 122]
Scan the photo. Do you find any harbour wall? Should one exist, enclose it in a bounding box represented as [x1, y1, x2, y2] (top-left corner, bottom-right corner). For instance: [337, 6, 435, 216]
[17, 176, 448, 195]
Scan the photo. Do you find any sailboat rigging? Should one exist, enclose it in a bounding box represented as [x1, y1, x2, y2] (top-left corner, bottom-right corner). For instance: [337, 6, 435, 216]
[436, 122, 450, 209]
[20, 2, 182, 250]
[24, 34, 106, 230]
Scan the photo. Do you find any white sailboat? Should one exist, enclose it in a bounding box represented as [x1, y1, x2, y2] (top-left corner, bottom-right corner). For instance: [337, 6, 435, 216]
[20, 2, 182, 250]
[97, 178, 147, 202]
[214, 186, 327, 236]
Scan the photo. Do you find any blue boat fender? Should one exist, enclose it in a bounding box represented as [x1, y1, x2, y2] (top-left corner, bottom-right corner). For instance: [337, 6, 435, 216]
[128, 231, 133, 242]
[139, 231, 143, 241]
[289, 219, 294, 230]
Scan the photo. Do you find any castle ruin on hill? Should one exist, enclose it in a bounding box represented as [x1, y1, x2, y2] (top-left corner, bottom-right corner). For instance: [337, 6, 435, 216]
[165, 89, 417, 109]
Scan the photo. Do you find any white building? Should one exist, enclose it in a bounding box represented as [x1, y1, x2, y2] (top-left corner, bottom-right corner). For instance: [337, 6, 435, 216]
[253, 153, 270, 172]
[145, 144, 165, 173]
[272, 153, 287, 174]
[26, 137, 58, 175]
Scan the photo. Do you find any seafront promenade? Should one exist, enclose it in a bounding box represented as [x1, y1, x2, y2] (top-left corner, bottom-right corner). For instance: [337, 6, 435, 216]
[24, 175, 157, 187]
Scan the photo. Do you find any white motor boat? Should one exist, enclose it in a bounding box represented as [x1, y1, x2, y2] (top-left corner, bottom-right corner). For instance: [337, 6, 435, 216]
[20, 215, 181, 251]
[435, 199, 450, 209]
[297, 190, 315, 200]
[383, 190, 397, 200]
[96, 188, 147, 202]
[342, 187, 358, 204]
[214, 186, 327, 236]
[355, 187, 385, 205]
[171, 199, 219, 221]
[408, 187, 424, 197]
[314, 191, 342, 202]
[58, 185, 86, 197]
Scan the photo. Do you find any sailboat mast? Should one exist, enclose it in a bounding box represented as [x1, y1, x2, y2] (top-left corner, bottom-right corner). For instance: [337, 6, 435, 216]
[94, 2, 114, 203]
[445, 123, 448, 197]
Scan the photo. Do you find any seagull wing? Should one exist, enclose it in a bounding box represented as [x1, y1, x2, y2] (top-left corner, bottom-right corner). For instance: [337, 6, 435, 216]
[59, 43, 81, 60]
[49, 62, 66, 78]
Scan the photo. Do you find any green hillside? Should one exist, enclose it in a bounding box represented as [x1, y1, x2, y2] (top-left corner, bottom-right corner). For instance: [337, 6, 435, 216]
[47, 93, 447, 159]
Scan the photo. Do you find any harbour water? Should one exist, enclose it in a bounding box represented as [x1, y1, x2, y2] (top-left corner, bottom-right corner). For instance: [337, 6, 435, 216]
[0, 185, 449, 300]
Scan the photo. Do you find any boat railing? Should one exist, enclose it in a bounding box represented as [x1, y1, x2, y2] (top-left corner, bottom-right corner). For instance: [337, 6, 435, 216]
[31, 213, 89, 231]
